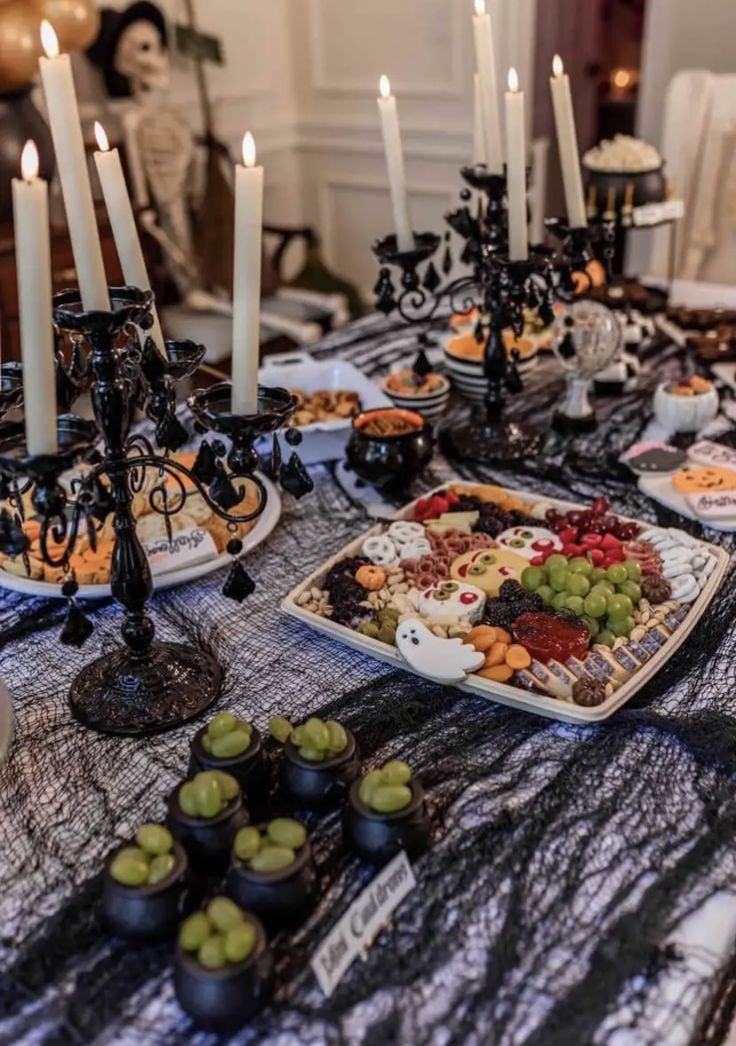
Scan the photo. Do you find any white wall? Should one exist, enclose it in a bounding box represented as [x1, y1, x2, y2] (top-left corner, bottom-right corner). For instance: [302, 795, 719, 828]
[638, 0, 736, 147]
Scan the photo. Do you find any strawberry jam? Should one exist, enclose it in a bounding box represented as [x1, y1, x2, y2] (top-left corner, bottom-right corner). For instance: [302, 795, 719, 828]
[512, 612, 589, 664]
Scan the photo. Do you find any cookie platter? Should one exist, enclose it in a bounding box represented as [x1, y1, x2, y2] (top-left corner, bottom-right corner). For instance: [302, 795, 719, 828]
[283, 483, 728, 724]
[0, 470, 281, 601]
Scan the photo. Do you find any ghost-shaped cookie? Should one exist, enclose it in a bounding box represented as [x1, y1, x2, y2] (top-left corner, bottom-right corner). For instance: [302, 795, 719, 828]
[417, 580, 485, 624]
[395, 618, 485, 683]
[496, 526, 562, 561]
[450, 548, 527, 596]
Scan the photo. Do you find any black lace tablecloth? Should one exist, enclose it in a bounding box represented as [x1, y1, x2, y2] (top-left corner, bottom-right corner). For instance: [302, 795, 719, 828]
[3, 315, 736, 1046]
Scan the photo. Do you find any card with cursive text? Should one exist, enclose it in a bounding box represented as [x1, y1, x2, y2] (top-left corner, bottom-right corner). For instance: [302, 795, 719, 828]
[685, 491, 736, 520]
[143, 526, 218, 576]
[311, 851, 416, 997]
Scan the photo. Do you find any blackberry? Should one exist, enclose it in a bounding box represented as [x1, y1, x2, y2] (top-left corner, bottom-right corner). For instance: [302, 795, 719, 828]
[499, 579, 526, 603]
[483, 600, 518, 628]
[454, 495, 484, 513]
[331, 599, 372, 629]
[325, 556, 369, 589]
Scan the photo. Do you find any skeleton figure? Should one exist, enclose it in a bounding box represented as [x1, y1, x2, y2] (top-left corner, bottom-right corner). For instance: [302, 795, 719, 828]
[94, 3, 231, 314]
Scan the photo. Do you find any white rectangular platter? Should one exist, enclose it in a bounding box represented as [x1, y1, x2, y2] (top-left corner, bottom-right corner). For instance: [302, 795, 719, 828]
[282, 485, 730, 724]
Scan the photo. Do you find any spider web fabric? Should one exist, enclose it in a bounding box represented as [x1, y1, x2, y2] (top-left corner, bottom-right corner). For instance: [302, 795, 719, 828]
[2, 315, 736, 1046]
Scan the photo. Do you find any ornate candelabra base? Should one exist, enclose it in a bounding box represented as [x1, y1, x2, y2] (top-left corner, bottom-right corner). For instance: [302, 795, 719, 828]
[440, 415, 544, 465]
[69, 641, 223, 736]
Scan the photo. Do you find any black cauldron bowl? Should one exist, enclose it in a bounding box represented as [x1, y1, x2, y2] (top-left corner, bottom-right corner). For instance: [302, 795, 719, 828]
[166, 785, 249, 877]
[226, 832, 319, 929]
[280, 728, 360, 811]
[174, 913, 273, 1030]
[188, 724, 268, 802]
[345, 407, 434, 493]
[102, 839, 190, 941]
[343, 778, 431, 865]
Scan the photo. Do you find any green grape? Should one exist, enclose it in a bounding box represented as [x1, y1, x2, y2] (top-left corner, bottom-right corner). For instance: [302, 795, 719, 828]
[590, 581, 614, 598]
[606, 593, 634, 620]
[583, 592, 608, 619]
[521, 566, 545, 592]
[552, 591, 569, 611]
[618, 580, 642, 604]
[545, 554, 569, 573]
[597, 629, 616, 648]
[536, 585, 555, 607]
[581, 615, 600, 637]
[568, 557, 592, 576]
[566, 573, 590, 597]
[606, 564, 628, 586]
[589, 567, 607, 584]
[549, 570, 569, 593]
[564, 595, 585, 616]
[624, 560, 642, 582]
[608, 615, 634, 637]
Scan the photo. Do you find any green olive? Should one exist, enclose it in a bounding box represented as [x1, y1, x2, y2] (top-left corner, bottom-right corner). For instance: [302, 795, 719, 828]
[211, 729, 252, 759]
[298, 745, 326, 762]
[135, 823, 173, 857]
[198, 933, 227, 970]
[370, 784, 413, 813]
[234, 826, 262, 862]
[441, 582, 459, 592]
[110, 846, 150, 887]
[179, 911, 211, 952]
[381, 760, 412, 786]
[303, 717, 330, 750]
[325, 720, 348, 754]
[377, 625, 397, 645]
[268, 715, 293, 742]
[267, 817, 306, 850]
[207, 711, 238, 739]
[178, 781, 199, 817]
[508, 539, 525, 548]
[249, 846, 296, 873]
[479, 553, 497, 566]
[148, 853, 176, 885]
[209, 770, 239, 801]
[358, 769, 384, 807]
[358, 622, 380, 638]
[193, 773, 223, 819]
[468, 564, 487, 576]
[224, 921, 257, 963]
[207, 896, 245, 933]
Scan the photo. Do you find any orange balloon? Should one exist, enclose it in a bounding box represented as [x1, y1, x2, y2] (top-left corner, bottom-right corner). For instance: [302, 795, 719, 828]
[0, 2, 42, 91]
[42, 0, 99, 53]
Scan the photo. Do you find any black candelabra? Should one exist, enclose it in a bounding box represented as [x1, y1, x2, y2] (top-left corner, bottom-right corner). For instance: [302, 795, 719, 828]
[0, 287, 313, 737]
[372, 163, 615, 463]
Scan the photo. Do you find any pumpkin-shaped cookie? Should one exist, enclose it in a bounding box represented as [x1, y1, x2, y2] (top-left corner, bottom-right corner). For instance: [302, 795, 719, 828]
[671, 466, 736, 494]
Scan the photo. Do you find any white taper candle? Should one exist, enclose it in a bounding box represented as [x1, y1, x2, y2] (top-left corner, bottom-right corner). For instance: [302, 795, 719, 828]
[377, 75, 413, 252]
[472, 0, 503, 174]
[231, 132, 263, 415]
[550, 55, 588, 229]
[12, 141, 58, 455]
[504, 68, 529, 261]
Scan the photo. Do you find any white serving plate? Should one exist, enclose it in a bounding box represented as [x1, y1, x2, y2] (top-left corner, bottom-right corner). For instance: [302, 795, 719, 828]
[0, 473, 281, 601]
[282, 484, 729, 724]
[257, 352, 392, 464]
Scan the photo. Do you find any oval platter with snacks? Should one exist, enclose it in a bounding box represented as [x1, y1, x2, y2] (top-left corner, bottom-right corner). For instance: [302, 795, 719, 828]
[0, 453, 281, 601]
[282, 483, 728, 723]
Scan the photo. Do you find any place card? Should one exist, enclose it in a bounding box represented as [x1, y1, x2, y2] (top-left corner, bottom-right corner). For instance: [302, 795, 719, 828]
[311, 851, 416, 997]
[688, 440, 736, 470]
[633, 199, 685, 227]
[143, 526, 218, 577]
[685, 491, 736, 520]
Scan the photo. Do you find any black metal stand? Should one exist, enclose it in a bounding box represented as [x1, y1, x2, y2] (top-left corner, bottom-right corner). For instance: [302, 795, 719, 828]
[0, 286, 311, 736]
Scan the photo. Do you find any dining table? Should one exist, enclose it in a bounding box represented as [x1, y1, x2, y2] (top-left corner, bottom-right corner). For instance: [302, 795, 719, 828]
[2, 289, 736, 1046]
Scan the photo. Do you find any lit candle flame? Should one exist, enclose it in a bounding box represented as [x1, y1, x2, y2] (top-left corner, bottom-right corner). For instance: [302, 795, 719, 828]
[21, 140, 39, 182]
[94, 121, 110, 153]
[552, 54, 564, 78]
[40, 19, 59, 59]
[474, 0, 486, 15]
[379, 74, 391, 99]
[507, 67, 519, 93]
[242, 131, 256, 168]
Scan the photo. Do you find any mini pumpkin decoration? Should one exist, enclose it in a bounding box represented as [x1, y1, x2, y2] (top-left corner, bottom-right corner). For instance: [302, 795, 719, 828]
[355, 564, 386, 591]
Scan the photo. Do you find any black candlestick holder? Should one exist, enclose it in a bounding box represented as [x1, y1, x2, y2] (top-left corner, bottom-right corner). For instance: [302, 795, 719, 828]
[0, 286, 312, 737]
[373, 165, 557, 464]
